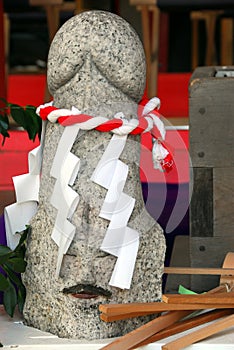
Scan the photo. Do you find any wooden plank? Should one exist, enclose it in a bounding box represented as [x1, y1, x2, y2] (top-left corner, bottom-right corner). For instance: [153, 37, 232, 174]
[99, 302, 234, 321]
[130, 0, 156, 5]
[190, 167, 213, 237]
[162, 314, 234, 350]
[164, 267, 234, 276]
[164, 236, 190, 294]
[162, 292, 234, 305]
[100, 285, 228, 322]
[129, 309, 233, 349]
[99, 311, 189, 350]
[220, 18, 233, 66]
[29, 0, 63, 5]
[214, 167, 234, 236]
[190, 237, 234, 292]
[149, 5, 160, 97]
[189, 67, 234, 168]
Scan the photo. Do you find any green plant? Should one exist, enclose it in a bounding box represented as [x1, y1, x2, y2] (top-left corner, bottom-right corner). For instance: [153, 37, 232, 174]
[0, 226, 29, 317]
[0, 99, 41, 145]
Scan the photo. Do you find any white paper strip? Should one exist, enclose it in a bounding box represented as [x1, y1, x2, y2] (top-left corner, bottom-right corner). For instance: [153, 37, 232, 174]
[101, 194, 136, 255]
[99, 160, 128, 220]
[4, 143, 43, 250]
[4, 201, 38, 249]
[92, 132, 139, 289]
[13, 174, 40, 203]
[50, 124, 80, 179]
[91, 134, 127, 187]
[49, 124, 80, 276]
[100, 194, 139, 289]
[109, 227, 139, 289]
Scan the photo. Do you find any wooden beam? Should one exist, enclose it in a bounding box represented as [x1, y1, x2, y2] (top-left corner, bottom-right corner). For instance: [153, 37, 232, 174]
[130, 0, 156, 5]
[220, 17, 233, 65]
[99, 311, 189, 350]
[29, 0, 62, 5]
[162, 314, 234, 350]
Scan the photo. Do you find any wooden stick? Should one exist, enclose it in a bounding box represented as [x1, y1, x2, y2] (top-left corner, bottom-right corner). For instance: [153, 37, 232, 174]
[99, 303, 234, 322]
[162, 292, 234, 305]
[100, 285, 228, 322]
[129, 309, 233, 349]
[162, 314, 234, 350]
[100, 311, 157, 322]
[99, 311, 189, 350]
[164, 267, 234, 276]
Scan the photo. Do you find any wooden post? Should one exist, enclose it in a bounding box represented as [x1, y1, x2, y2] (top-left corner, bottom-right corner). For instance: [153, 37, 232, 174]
[220, 18, 234, 66]
[189, 66, 234, 292]
[137, 4, 159, 98]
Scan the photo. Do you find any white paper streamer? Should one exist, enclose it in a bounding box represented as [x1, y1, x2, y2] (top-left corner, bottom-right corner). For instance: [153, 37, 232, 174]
[49, 124, 80, 276]
[4, 201, 38, 250]
[4, 142, 43, 249]
[100, 194, 139, 289]
[91, 133, 139, 289]
[152, 139, 169, 171]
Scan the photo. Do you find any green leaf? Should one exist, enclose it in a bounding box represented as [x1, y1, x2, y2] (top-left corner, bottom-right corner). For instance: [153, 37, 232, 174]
[15, 226, 29, 251]
[0, 114, 9, 129]
[0, 130, 10, 146]
[0, 245, 12, 255]
[0, 108, 10, 145]
[18, 284, 26, 313]
[24, 106, 41, 141]
[0, 245, 13, 264]
[2, 264, 22, 286]
[0, 253, 13, 265]
[0, 227, 29, 317]
[0, 273, 10, 291]
[7, 257, 27, 273]
[10, 104, 28, 129]
[3, 279, 17, 317]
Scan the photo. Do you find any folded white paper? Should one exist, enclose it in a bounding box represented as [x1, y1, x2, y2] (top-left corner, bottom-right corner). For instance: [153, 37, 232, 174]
[4, 144, 43, 250]
[4, 201, 38, 250]
[49, 124, 80, 276]
[92, 133, 140, 289]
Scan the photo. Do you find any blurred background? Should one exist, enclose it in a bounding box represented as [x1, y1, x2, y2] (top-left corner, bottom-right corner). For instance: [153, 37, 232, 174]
[3, 0, 233, 73]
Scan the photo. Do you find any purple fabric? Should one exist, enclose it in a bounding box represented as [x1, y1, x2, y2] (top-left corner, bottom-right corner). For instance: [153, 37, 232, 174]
[0, 214, 6, 246]
[141, 182, 189, 267]
[0, 214, 6, 304]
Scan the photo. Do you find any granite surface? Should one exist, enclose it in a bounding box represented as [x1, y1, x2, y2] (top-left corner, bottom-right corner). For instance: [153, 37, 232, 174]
[22, 10, 166, 339]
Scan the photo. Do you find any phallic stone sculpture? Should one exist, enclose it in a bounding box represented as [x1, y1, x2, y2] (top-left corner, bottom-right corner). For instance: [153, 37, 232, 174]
[22, 10, 166, 339]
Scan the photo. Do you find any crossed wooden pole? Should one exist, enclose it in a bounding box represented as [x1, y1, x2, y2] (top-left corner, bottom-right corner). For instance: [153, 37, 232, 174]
[99, 252, 234, 350]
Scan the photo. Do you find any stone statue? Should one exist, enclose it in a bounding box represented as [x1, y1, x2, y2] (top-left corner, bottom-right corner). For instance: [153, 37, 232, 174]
[22, 10, 166, 339]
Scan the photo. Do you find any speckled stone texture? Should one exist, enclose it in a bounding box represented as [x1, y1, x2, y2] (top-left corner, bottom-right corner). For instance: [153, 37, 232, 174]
[22, 11, 166, 339]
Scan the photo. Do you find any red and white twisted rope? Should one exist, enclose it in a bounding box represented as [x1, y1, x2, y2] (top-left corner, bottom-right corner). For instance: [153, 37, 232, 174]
[38, 97, 173, 172]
